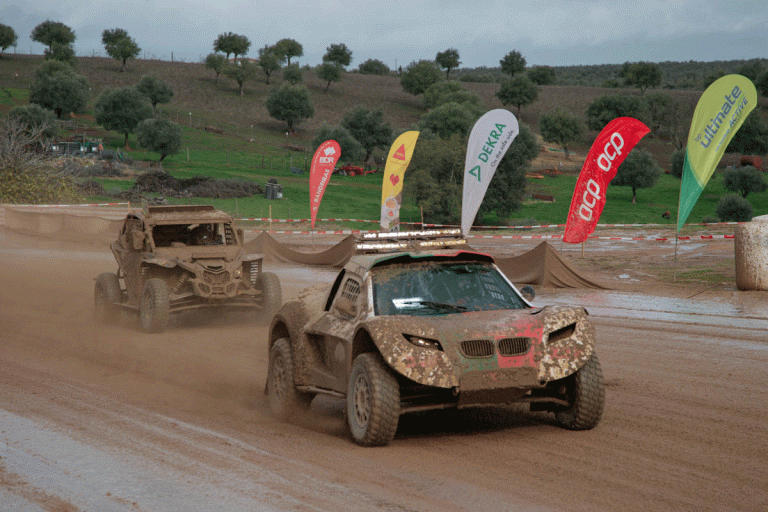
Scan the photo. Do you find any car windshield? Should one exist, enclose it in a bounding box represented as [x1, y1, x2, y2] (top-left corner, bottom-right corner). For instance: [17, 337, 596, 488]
[371, 261, 527, 316]
[152, 222, 235, 247]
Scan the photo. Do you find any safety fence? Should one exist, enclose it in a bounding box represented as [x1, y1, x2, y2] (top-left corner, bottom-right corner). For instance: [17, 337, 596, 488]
[1, 203, 739, 244]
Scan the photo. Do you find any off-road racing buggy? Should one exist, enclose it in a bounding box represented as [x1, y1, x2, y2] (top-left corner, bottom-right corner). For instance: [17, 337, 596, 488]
[266, 229, 604, 446]
[95, 205, 282, 333]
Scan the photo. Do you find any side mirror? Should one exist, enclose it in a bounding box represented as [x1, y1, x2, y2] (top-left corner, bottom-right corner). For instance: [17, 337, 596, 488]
[520, 285, 536, 301]
[335, 296, 358, 317]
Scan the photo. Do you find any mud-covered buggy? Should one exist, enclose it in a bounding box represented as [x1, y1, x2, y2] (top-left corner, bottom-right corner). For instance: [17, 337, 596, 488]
[266, 228, 604, 446]
[95, 205, 282, 333]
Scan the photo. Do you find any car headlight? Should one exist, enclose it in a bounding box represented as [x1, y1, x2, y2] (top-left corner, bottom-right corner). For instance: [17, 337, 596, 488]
[403, 333, 443, 351]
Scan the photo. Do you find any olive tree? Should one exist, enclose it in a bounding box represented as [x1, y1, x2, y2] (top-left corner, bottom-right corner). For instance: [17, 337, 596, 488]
[94, 86, 153, 148]
[311, 123, 362, 163]
[136, 118, 183, 162]
[31, 20, 75, 51]
[340, 106, 393, 163]
[0, 24, 19, 55]
[258, 45, 281, 84]
[282, 63, 302, 84]
[272, 38, 303, 65]
[585, 94, 646, 131]
[435, 48, 460, 79]
[45, 42, 76, 66]
[539, 107, 584, 159]
[419, 102, 476, 139]
[213, 32, 250, 59]
[102, 28, 141, 72]
[264, 83, 314, 132]
[137, 74, 173, 112]
[204, 53, 227, 84]
[358, 59, 389, 75]
[499, 50, 526, 77]
[620, 61, 662, 94]
[400, 60, 442, 96]
[423, 81, 462, 109]
[323, 43, 353, 68]
[723, 166, 767, 198]
[496, 75, 538, 116]
[317, 62, 342, 92]
[725, 111, 768, 154]
[223, 60, 258, 96]
[29, 66, 89, 118]
[612, 148, 662, 203]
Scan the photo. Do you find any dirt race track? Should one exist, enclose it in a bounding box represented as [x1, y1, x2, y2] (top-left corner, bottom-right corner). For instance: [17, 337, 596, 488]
[1, 219, 767, 511]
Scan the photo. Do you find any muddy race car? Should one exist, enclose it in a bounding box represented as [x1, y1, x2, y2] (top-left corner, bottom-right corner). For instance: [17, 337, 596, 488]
[266, 229, 604, 446]
[94, 205, 281, 333]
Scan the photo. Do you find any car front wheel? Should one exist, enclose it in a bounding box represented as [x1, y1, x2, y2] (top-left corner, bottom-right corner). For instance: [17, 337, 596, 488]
[555, 352, 605, 430]
[347, 352, 400, 446]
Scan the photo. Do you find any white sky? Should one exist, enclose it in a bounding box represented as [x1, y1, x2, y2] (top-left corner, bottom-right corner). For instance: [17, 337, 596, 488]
[2, 0, 766, 68]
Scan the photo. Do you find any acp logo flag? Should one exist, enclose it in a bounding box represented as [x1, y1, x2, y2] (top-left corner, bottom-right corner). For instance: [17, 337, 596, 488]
[461, 109, 518, 236]
[380, 131, 419, 232]
[309, 140, 341, 229]
[563, 117, 650, 244]
[677, 74, 757, 231]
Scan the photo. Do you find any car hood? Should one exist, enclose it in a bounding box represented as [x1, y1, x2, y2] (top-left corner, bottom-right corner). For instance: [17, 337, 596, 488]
[362, 305, 595, 388]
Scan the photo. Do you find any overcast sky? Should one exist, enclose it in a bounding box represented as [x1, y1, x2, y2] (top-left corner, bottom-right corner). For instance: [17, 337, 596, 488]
[2, 0, 766, 69]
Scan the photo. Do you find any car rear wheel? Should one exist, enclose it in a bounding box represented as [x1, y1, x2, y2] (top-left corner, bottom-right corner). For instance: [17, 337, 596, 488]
[256, 271, 282, 323]
[347, 352, 400, 446]
[267, 338, 312, 420]
[555, 352, 605, 430]
[94, 272, 121, 324]
[140, 278, 170, 333]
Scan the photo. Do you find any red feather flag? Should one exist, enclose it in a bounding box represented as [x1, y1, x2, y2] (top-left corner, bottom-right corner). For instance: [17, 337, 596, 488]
[563, 117, 650, 244]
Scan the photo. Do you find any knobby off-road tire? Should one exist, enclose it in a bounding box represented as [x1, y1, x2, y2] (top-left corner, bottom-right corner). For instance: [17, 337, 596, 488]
[555, 352, 605, 430]
[267, 338, 313, 420]
[347, 352, 400, 447]
[94, 272, 121, 325]
[140, 278, 170, 333]
[256, 271, 282, 323]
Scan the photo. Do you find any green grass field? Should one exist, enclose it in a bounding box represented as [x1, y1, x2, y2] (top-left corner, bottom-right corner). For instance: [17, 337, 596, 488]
[1, 54, 765, 230]
[89, 128, 766, 234]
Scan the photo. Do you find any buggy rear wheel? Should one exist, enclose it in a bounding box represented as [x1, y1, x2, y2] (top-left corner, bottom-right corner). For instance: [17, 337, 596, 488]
[256, 271, 282, 322]
[94, 272, 121, 324]
[140, 278, 170, 333]
[347, 353, 400, 446]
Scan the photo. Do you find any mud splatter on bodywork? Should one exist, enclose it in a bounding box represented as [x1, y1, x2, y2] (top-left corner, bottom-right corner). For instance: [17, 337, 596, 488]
[268, 249, 597, 408]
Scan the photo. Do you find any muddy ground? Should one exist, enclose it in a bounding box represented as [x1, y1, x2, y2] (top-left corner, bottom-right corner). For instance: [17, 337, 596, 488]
[0, 224, 766, 511]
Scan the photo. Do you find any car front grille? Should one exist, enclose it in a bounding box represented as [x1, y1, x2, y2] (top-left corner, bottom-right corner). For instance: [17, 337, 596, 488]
[498, 337, 532, 356]
[460, 339, 495, 358]
[459, 337, 532, 358]
[203, 268, 230, 285]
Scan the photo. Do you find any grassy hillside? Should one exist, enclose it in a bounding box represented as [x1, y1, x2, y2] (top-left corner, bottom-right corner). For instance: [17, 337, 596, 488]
[1, 54, 766, 229]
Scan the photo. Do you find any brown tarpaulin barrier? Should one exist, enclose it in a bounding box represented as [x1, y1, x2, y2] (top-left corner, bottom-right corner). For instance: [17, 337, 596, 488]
[244, 231, 356, 267]
[246, 233, 608, 289]
[495, 241, 609, 289]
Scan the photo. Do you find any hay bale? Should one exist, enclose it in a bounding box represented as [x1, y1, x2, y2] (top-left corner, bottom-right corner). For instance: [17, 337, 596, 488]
[734, 215, 768, 290]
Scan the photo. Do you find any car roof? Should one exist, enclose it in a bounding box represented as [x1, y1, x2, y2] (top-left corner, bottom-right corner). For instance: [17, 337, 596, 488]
[344, 250, 496, 276]
[130, 205, 234, 225]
